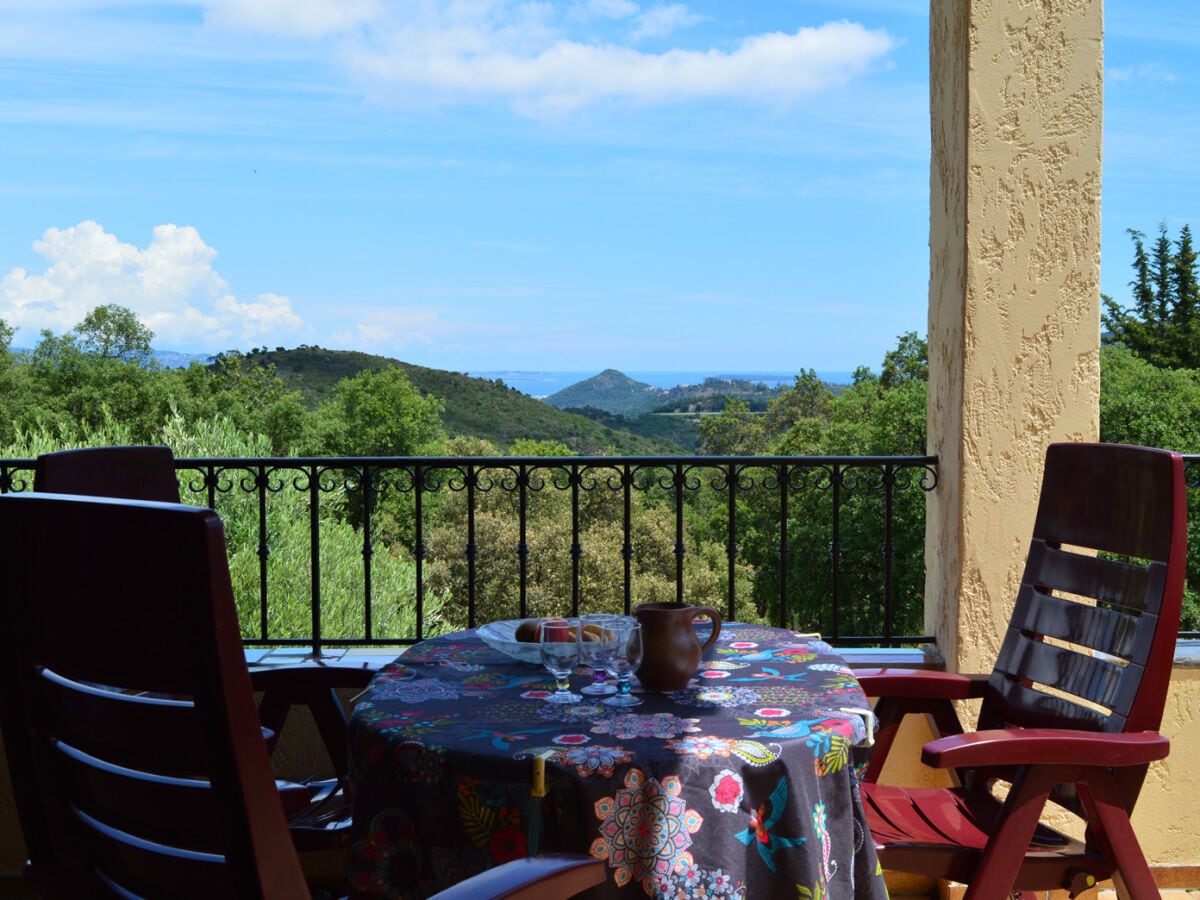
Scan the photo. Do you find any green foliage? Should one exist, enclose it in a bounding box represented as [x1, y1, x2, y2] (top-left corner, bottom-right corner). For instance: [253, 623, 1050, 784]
[880, 332, 929, 389]
[762, 370, 834, 435]
[1100, 346, 1200, 630]
[1099, 346, 1200, 449]
[563, 407, 702, 451]
[21, 329, 169, 443]
[164, 353, 312, 454]
[75, 303, 155, 363]
[311, 367, 446, 457]
[703, 334, 931, 636]
[1103, 224, 1200, 368]
[421, 461, 759, 630]
[697, 398, 768, 455]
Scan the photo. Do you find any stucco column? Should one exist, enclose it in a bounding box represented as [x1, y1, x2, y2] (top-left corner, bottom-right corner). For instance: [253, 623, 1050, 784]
[926, 0, 1103, 674]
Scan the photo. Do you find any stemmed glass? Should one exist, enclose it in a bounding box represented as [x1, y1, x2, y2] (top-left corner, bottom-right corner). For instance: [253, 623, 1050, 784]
[579, 613, 618, 697]
[602, 621, 643, 707]
[539, 619, 582, 704]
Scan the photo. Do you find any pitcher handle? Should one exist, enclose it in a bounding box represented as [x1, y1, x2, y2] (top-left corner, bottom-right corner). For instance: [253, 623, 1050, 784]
[691, 606, 722, 654]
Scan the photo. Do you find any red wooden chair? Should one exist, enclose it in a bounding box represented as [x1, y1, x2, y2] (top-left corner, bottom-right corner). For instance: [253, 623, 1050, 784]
[857, 442, 1187, 899]
[34, 444, 368, 851]
[0, 492, 606, 899]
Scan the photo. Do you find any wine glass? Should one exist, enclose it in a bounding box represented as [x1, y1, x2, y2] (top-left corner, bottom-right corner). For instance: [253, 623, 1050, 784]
[579, 613, 618, 697]
[602, 621, 643, 707]
[539, 619, 582, 704]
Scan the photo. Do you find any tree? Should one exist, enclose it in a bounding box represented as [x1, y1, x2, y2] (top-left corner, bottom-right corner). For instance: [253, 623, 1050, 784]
[880, 332, 928, 388]
[1099, 345, 1200, 630]
[74, 304, 155, 364]
[697, 398, 767, 456]
[1102, 224, 1200, 368]
[166, 352, 309, 454]
[313, 368, 445, 457]
[761, 369, 834, 436]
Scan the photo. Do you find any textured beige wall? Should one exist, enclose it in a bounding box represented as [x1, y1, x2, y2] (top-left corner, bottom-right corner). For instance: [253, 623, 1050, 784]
[926, 0, 1102, 672]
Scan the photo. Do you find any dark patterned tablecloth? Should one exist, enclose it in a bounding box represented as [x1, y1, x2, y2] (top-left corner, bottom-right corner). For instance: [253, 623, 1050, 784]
[347, 623, 887, 900]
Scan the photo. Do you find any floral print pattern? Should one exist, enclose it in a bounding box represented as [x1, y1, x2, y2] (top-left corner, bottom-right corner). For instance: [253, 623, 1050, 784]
[591, 768, 703, 894]
[347, 623, 887, 900]
[589, 711, 701, 741]
[671, 685, 760, 708]
[709, 769, 744, 813]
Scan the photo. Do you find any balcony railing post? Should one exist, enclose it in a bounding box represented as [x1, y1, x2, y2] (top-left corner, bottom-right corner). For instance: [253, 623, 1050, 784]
[465, 463, 478, 629]
[308, 464, 322, 657]
[570, 463, 582, 616]
[621, 463, 634, 615]
[256, 465, 271, 641]
[360, 463, 374, 641]
[517, 463, 530, 620]
[414, 462, 427, 640]
[673, 463, 686, 605]
[778, 461, 790, 626]
[831, 463, 842, 640]
[725, 462, 739, 624]
[883, 464, 897, 644]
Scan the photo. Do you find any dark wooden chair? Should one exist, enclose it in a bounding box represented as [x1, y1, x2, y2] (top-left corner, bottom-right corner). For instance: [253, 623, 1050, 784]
[857, 442, 1186, 900]
[0, 492, 606, 899]
[34, 444, 369, 851]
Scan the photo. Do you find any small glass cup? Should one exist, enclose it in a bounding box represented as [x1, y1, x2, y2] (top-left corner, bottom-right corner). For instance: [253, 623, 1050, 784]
[539, 619, 582, 704]
[602, 621, 643, 707]
[579, 613, 618, 697]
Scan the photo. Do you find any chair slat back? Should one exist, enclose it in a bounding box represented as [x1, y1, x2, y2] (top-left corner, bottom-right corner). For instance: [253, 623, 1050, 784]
[34, 445, 180, 502]
[0, 493, 311, 900]
[980, 443, 1186, 737]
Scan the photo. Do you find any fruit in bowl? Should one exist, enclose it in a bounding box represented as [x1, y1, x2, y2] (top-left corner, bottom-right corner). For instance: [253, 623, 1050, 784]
[513, 618, 607, 643]
[515, 619, 542, 642]
[478, 617, 611, 664]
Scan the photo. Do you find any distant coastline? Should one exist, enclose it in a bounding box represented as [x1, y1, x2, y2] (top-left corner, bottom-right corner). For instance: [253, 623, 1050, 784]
[469, 370, 857, 399]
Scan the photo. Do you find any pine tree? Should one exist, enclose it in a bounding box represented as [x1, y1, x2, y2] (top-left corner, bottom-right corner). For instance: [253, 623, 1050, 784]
[1102, 223, 1200, 369]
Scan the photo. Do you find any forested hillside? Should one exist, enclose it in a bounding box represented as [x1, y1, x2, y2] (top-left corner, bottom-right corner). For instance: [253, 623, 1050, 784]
[238, 346, 681, 454]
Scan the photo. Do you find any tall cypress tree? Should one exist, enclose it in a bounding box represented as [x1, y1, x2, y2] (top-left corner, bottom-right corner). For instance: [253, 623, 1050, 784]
[1102, 223, 1200, 369]
[1172, 225, 1200, 367]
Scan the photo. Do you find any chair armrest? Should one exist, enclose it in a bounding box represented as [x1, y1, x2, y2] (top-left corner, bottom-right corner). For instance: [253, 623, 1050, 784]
[429, 853, 606, 900]
[249, 665, 376, 777]
[922, 728, 1170, 770]
[855, 668, 988, 700]
[248, 664, 375, 693]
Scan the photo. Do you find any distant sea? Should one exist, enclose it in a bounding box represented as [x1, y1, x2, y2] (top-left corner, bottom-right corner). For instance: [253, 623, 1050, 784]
[468, 370, 857, 399]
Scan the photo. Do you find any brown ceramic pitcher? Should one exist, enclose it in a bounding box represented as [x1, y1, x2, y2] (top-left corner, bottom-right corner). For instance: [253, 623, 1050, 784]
[633, 601, 722, 691]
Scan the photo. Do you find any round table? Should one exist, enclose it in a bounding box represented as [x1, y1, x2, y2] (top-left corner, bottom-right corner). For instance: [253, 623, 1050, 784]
[347, 622, 887, 900]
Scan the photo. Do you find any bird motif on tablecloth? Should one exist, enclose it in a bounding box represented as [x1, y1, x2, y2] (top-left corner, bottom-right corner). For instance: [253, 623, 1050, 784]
[734, 775, 805, 873]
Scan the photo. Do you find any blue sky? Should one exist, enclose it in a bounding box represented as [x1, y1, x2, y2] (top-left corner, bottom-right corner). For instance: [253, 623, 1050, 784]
[0, 1, 1197, 373]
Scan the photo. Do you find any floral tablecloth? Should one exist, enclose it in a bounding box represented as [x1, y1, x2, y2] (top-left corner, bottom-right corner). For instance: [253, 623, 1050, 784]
[347, 622, 887, 900]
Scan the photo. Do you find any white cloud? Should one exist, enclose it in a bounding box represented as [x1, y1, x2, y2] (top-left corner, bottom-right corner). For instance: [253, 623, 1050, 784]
[181, 1, 895, 114]
[581, 0, 639, 21]
[201, 0, 384, 39]
[1107, 62, 1178, 85]
[631, 4, 704, 41]
[350, 19, 894, 114]
[0, 221, 305, 349]
[328, 312, 442, 356]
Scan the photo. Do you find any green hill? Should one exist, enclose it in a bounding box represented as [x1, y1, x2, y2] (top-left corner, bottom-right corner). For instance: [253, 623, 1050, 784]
[237, 347, 685, 455]
[545, 369, 787, 416]
[545, 369, 669, 416]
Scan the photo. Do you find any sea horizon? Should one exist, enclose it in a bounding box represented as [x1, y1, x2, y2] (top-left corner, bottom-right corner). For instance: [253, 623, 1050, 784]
[468, 369, 857, 399]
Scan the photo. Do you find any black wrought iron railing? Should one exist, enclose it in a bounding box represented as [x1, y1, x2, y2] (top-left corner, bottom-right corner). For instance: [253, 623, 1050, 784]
[0, 454, 939, 653]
